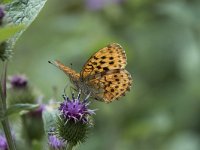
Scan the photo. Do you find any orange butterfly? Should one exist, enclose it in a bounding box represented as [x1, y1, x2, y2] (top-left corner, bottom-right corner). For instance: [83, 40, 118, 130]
[49, 43, 132, 103]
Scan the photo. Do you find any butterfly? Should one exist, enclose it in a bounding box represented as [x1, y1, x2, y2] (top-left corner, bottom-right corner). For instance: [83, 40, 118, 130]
[49, 43, 132, 103]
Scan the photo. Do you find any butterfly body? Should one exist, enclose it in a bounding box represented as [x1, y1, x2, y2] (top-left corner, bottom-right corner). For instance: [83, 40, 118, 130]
[50, 43, 132, 103]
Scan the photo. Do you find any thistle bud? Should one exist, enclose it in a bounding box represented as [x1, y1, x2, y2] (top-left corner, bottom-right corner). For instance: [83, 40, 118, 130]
[8, 75, 36, 105]
[21, 104, 45, 142]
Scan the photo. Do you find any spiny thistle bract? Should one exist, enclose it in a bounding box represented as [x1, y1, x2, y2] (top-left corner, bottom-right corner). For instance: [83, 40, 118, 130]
[57, 92, 95, 147]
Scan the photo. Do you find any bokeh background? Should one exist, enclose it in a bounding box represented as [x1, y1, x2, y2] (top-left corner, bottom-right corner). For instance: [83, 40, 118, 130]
[7, 0, 200, 150]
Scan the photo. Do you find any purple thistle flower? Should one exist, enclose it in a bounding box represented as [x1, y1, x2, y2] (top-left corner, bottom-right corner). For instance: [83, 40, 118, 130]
[59, 92, 95, 123]
[48, 135, 66, 150]
[0, 134, 8, 150]
[9, 75, 28, 89]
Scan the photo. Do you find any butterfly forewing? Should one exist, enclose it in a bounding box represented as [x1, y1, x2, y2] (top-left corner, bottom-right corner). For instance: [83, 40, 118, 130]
[80, 43, 127, 79]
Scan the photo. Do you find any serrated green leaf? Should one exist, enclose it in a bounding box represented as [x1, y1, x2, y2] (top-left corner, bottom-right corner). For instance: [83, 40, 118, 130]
[42, 109, 58, 136]
[4, 0, 47, 54]
[0, 25, 24, 43]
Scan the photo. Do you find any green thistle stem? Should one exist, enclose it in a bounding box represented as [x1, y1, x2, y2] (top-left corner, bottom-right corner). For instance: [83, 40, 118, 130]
[0, 62, 16, 150]
[1, 118, 16, 150]
[67, 143, 74, 150]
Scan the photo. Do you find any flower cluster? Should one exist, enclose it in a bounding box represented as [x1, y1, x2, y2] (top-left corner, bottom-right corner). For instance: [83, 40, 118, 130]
[59, 93, 95, 123]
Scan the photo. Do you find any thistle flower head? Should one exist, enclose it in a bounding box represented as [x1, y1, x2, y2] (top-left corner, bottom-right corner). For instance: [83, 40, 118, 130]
[59, 93, 95, 123]
[0, 134, 8, 150]
[9, 75, 28, 89]
[48, 135, 66, 150]
[57, 92, 95, 146]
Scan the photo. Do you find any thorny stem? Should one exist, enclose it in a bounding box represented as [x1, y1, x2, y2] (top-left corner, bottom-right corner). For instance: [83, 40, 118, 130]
[0, 62, 16, 150]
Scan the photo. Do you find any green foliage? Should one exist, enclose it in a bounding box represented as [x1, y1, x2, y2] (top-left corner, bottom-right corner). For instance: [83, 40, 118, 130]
[2, 0, 47, 59]
[0, 103, 39, 121]
[0, 0, 12, 4]
[5, 103, 39, 116]
[0, 25, 24, 43]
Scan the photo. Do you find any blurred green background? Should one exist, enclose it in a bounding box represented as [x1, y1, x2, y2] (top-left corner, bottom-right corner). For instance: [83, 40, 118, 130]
[7, 0, 200, 150]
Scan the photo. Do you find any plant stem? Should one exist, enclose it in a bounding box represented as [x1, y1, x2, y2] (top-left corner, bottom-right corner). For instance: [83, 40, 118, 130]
[0, 62, 16, 150]
[1, 118, 16, 150]
[67, 143, 74, 150]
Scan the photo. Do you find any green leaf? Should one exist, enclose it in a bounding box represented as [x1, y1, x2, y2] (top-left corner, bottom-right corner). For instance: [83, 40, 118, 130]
[0, 25, 24, 44]
[5, 103, 39, 116]
[0, 103, 39, 121]
[42, 108, 58, 136]
[4, 0, 47, 54]
[1, 0, 12, 4]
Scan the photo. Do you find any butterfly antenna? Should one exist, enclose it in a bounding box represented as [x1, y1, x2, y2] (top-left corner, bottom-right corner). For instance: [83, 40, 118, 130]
[48, 60, 61, 69]
[48, 60, 56, 66]
[70, 63, 73, 69]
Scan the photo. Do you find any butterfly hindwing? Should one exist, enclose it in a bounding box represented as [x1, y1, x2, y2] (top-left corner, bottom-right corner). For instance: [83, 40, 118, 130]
[88, 69, 132, 103]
